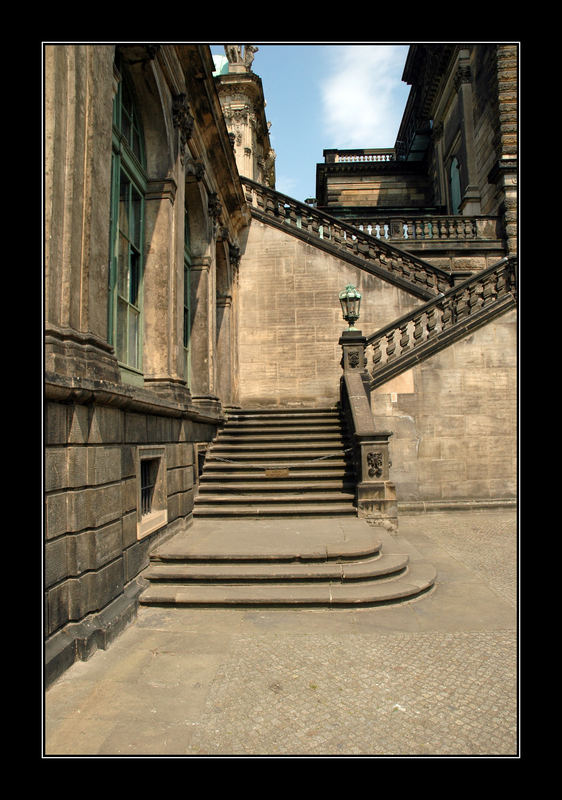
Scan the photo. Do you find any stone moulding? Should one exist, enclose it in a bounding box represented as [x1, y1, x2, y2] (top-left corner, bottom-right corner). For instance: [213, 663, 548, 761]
[44, 372, 225, 425]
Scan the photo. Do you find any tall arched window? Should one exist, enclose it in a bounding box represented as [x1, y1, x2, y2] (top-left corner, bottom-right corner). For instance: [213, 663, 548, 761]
[108, 55, 147, 384]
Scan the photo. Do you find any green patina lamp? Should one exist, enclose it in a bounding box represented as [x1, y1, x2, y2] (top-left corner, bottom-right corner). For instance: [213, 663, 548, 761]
[339, 284, 362, 331]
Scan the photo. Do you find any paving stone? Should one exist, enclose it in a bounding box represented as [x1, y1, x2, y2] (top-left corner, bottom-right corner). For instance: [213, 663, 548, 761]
[44, 509, 519, 758]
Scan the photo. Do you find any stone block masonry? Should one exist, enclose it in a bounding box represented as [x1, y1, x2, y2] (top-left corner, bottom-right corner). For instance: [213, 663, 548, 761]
[44, 393, 217, 685]
[238, 220, 516, 509]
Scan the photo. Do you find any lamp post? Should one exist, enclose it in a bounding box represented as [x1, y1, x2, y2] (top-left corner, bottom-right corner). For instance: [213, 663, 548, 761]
[339, 284, 362, 331]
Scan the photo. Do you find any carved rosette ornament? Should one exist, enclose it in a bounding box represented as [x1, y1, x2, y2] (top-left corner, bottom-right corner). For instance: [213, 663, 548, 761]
[367, 452, 384, 479]
[172, 93, 195, 165]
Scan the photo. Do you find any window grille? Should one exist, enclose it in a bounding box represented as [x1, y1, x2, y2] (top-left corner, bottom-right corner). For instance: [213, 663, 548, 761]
[140, 459, 158, 516]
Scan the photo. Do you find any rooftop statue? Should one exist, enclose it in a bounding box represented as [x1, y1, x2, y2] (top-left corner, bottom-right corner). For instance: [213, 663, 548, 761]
[224, 44, 258, 70]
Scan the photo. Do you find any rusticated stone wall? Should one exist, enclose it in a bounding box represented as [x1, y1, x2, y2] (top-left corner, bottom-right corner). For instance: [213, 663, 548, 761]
[44, 397, 216, 684]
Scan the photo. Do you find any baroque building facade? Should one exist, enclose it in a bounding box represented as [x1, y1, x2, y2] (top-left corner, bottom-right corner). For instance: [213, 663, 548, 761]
[44, 43, 518, 685]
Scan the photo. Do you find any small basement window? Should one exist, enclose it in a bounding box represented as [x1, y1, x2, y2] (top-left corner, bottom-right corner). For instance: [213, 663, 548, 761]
[137, 446, 167, 539]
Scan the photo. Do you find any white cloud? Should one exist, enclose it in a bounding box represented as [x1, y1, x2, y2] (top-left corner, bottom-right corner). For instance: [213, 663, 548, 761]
[320, 45, 409, 149]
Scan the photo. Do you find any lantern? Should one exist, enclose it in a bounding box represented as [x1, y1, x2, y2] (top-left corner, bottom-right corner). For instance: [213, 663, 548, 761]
[339, 284, 362, 331]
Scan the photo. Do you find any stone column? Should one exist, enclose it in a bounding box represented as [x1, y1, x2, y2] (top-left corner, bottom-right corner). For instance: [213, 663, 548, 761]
[142, 176, 192, 405]
[455, 51, 482, 215]
[215, 292, 233, 405]
[44, 44, 120, 383]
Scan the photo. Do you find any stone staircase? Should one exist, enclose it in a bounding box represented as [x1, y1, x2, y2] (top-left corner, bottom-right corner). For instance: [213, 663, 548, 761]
[138, 517, 437, 608]
[138, 407, 437, 608]
[193, 407, 357, 518]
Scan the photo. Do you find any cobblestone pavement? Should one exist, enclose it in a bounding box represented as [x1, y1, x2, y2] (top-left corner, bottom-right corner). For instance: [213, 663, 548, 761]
[44, 510, 518, 758]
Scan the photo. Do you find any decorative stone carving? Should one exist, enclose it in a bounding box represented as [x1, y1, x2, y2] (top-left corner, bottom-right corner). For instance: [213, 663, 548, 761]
[455, 64, 472, 90]
[172, 93, 195, 164]
[367, 452, 384, 479]
[229, 243, 241, 271]
[348, 350, 360, 369]
[185, 157, 205, 182]
[208, 192, 222, 220]
[224, 44, 258, 70]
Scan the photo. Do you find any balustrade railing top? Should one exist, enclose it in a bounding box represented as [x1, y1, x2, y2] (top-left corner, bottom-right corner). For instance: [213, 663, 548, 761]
[241, 177, 453, 299]
[326, 148, 397, 163]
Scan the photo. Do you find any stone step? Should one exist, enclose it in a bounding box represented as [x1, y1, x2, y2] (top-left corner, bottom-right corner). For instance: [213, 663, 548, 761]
[142, 552, 409, 583]
[215, 432, 346, 443]
[193, 503, 357, 517]
[200, 464, 351, 474]
[210, 439, 348, 450]
[139, 562, 437, 607]
[197, 480, 356, 492]
[194, 491, 355, 504]
[227, 407, 338, 417]
[225, 421, 342, 431]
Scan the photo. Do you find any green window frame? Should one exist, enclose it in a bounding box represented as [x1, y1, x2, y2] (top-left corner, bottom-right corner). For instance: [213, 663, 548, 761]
[109, 59, 147, 384]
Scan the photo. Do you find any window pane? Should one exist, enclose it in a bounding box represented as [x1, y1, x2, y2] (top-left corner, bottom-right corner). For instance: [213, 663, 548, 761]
[119, 174, 130, 238]
[118, 233, 129, 296]
[129, 248, 140, 307]
[132, 126, 142, 161]
[129, 308, 139, 369]
[116, 298, 128, 363]
[131, 187, 142, 249]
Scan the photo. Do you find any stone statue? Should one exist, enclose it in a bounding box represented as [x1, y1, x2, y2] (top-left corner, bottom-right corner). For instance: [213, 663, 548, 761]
[224, 44, 258, 71]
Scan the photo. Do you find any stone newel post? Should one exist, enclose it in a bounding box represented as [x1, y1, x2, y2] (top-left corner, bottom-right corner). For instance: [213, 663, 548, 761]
[339, 326, 398, 533]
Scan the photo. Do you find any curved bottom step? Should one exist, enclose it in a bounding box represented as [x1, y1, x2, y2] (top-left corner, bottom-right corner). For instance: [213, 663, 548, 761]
[139, 562, 436, 607]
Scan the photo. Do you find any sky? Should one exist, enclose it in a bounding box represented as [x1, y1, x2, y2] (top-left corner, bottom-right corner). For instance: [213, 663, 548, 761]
[211, 43, 411, 204]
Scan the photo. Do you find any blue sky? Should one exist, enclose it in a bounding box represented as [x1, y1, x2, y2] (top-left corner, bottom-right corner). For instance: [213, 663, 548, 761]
[211, 43, 411, 204]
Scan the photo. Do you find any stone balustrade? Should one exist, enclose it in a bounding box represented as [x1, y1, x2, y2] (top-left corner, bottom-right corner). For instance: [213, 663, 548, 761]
[365, 256, 517, 388]
[242, 177, 453, 299]
[348, 215, 502, 243]
[325, 148, 397, 163]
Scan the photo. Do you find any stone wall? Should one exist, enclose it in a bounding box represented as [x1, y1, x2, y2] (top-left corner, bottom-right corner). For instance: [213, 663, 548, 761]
[237, 219, 516, 507]
[371, 310, 517, 508]
[237, 219, 419, 407]
[44, 396, 215, 683]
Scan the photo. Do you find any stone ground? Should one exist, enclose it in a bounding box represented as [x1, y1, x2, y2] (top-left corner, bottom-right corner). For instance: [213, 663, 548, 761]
[43, 509, 518, 758]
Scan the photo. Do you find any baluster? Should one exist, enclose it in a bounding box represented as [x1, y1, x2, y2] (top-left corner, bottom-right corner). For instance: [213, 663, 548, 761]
[439, 219, 448, 239]
[441, 297, 454, 330]
[371, 338, 383, 370]
[415, 219, 424, 239]
[456, 288, 470, 320]
[412, 313, 424, 350]
[495, 267, 507, 298]
[481, 273, 496, 307]
[426, 306, 438, 338]
[468, 282, 483, 315]
[385, 330, 397, 361]
[399, 321, 411, 353]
